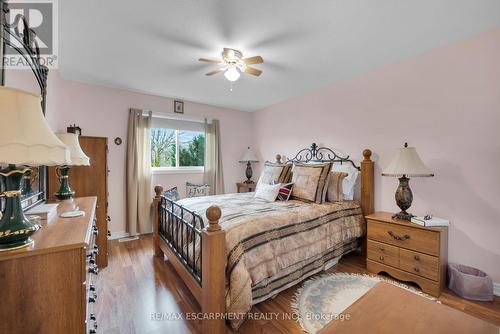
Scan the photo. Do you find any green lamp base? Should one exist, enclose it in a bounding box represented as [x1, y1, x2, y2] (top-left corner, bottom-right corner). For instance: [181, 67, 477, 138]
[0, 165, 40, 250]
[54, 166, 76, 200]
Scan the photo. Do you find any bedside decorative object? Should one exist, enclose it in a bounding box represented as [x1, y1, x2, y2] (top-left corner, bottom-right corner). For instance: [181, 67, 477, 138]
[54, 133, 91, 201]
[67, 124, 82, 136]
[382, 143, 434, 220]
[365, 212, 448, 297]
[174, 100, 184, 113]
[236, 182, 256, 193]
[0, 87, 70, 250]
[239, 146, 259, 183]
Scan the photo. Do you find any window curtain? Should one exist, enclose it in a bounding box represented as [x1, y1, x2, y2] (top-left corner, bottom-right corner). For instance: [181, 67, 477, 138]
[126, 109, 152, 235]
[204, 119, 224, 195]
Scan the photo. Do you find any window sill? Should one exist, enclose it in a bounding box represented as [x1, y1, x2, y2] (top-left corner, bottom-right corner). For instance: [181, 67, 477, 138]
[152, 167, 204, 175]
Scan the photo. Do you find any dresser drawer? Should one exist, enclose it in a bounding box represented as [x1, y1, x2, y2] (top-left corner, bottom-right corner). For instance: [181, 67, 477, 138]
[367, 240, 399, 267]
[367, 220, 440, 256]
[399, 248, 439, 281]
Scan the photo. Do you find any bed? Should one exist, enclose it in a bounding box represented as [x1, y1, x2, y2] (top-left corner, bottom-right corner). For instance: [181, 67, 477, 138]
[152, 144, 375, 333]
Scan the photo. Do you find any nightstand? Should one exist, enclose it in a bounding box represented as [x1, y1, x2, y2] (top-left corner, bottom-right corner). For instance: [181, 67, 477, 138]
[365, 212, 448, 297]
[236, 182, 256, 193]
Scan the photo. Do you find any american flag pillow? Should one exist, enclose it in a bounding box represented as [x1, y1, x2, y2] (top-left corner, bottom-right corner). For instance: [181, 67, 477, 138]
[276, 182, 294, 201]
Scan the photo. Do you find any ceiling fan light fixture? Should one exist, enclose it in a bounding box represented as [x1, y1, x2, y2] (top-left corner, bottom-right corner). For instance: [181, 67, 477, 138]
[224, 66, 240, 82]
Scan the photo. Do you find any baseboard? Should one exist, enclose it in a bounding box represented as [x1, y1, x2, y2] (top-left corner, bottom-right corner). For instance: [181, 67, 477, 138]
[108, 231, 152, 240]
[494, 282, 500, 297]
[109, 231, 129, 240]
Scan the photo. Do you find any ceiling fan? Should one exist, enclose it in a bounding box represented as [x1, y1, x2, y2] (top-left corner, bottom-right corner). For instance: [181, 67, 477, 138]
[199, 48, 264, 82]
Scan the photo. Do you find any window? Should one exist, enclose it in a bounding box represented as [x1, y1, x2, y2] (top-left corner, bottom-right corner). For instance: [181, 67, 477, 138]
[150, 117, 205, 173]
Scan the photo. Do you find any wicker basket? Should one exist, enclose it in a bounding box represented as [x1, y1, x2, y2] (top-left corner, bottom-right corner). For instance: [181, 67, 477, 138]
[448, 263, 493, 301]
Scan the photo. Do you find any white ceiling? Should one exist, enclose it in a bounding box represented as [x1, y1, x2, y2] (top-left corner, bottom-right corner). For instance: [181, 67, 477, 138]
[59, 0, 500, 112]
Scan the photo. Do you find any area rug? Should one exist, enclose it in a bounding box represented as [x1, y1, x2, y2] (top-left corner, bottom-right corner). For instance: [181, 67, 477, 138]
[291, 273, 438, 334]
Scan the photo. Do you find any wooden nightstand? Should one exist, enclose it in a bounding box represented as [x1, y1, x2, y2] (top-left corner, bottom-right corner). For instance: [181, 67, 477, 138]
[236, 182, 256, 193]
[365, 212, 448, 297]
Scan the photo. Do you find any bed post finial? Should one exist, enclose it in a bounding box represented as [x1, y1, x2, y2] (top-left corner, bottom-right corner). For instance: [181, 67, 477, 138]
[276, 154, 282, 164]
[206, 205, 222, 231]
[152, 185, 164, 257]
[154, 185, 164, 197]
[363, 149, 372, 162]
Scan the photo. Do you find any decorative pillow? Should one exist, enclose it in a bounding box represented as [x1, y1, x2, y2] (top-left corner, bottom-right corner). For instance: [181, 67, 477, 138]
[326, 172, 348, 202]
[276, 182, 294, 201]
[254, 183, 281, 202]
[162, 186, 180, 201]
[256, 162, 292, 191]
[290, 162, 332, 203]
[186, 182, 210, 198]
[331, 164, 360, 200]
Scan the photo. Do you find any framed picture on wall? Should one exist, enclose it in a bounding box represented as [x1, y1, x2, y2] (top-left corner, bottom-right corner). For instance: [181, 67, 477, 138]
[174, 100, 184, 114]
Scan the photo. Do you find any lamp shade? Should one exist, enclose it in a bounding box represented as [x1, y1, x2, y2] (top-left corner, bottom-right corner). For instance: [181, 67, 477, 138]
[56, 133, 90, 166]
[0, 87, 70, 166]
[382, 145, 434, 177]
[239, 147, 259, 162]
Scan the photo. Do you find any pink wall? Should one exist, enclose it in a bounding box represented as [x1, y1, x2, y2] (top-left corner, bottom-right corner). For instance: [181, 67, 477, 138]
[5, 70, 253, 235]
[252, 28, 500, 282]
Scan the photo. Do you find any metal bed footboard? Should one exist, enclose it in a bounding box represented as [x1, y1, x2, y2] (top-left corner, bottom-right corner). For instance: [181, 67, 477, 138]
[158, 196, 205, 284]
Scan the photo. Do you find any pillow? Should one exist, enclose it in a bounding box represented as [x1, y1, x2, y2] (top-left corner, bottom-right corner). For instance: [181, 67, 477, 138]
[254, 183, 281, 202]
[276, 182, 294, 201]
[256, 162, 292, 191]
[162, 186, 180, 201]
[326, 172, 348, 202]
[290, 162, 332, 203]
[186, 182, 210, 198]
[331, 164, 360, 200]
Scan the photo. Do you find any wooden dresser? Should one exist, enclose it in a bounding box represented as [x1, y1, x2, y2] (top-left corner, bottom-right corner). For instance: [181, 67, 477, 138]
[366, 212, 448, 297]
[0, 197, 100, 334]
[48, 136, 109, 268]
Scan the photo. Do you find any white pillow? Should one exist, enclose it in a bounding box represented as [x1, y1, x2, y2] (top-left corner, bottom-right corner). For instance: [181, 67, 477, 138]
[254, 183, 281, 202]
[331, 164, 360, 200]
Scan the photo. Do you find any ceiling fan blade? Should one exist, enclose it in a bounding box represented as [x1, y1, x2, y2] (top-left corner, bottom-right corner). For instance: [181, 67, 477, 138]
[243, 56, 263, 65]
[205, 68, 224, 76]
[199, 58, 221, 64]
[243, 66, 262, 76]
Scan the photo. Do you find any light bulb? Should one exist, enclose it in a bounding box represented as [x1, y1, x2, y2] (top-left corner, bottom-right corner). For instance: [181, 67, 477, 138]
[224, 66, 240, 82]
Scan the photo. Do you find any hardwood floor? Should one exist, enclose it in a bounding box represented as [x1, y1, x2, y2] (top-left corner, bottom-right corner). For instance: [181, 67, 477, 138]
[96, 235, 500, 333]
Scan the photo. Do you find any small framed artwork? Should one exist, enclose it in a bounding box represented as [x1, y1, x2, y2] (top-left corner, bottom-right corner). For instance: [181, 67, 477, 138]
[174, 100, 184, 114]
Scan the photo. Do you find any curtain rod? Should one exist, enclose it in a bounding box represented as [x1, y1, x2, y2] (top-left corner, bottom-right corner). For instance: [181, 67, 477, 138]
[140, 110, 213, 124]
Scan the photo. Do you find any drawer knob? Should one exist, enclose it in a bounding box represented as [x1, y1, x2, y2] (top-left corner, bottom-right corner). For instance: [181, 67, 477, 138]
[414, 255, 420, 261]
[388, 231, 410, 241]
[379, 247, 385, 252]
[379, 256, 385, 261]
[414, 267, 420, 273]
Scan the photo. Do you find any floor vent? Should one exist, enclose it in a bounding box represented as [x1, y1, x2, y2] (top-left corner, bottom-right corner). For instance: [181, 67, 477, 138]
[118, 236, 139, 243]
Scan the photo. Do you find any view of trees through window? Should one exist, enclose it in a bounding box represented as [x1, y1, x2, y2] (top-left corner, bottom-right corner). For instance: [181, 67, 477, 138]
[151, 128, 205, 168]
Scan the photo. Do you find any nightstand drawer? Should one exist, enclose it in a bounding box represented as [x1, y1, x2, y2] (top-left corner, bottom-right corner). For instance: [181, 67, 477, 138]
[399, 249, 439, 281]
[368, 220, 439, 256]
[367, 240, 399, 267]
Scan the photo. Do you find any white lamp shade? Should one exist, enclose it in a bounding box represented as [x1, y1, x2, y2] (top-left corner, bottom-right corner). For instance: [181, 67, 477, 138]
[239, 147, 259, 162]
[0, 87, 70, 166]
[56, 133, 90, 166]
[382, 146, 434, 177]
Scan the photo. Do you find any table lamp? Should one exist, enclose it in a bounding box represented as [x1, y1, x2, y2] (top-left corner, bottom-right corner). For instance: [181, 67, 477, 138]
[239, 146, 259, 184]
[0, 87, 70, 250]
[54, 133, 90, 201]
[382, 143, 434, 221]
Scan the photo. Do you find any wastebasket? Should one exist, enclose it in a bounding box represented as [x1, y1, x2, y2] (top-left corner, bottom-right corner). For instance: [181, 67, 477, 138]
[448, 263, 493, 301]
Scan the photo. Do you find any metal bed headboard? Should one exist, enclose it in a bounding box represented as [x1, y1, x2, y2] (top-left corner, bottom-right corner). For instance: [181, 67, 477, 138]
[286, 143, 361, 170]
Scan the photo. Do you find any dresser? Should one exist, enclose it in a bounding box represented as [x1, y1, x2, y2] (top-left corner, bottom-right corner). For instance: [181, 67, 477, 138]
[0, 197, 100, 334]
[366, 212, 448, 297]
[48, 136, 109, 268]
